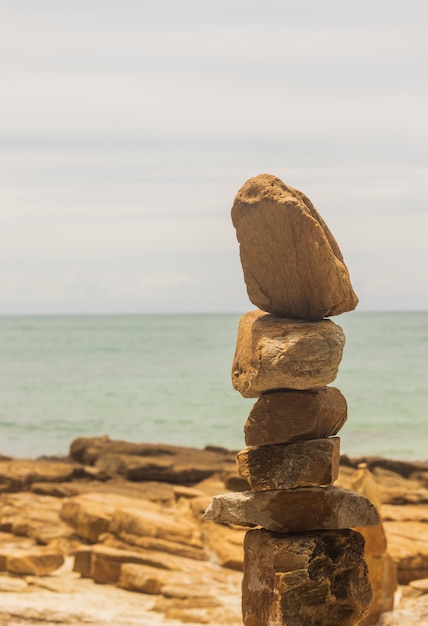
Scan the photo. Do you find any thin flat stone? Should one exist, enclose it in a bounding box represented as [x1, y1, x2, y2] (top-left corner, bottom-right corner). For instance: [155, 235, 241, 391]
[237, 438, 340, 491]
[204, 487, 380, 532]
[231, 173, 358, 321]
[232, 310, 345, 397]
[244, 387, 347, 446]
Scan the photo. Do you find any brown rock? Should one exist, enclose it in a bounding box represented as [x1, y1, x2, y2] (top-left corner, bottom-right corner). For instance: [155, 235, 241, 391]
[231, 173, 358, 320]
[6, 548, 64, 575]
[110, 506, 203, 555]
[0, 459, 77, 493]
[204, 487, 380, 532]
[244, 387, 347, 446]
[237, 438, 340, 491]
[60, 492, 160, 542]
[200, 520, 244, 571]
[242, 528, 371, 626]
[232, 311, 345, 397]
[383, 520, 428, 584]
[70, 437, 236, 484]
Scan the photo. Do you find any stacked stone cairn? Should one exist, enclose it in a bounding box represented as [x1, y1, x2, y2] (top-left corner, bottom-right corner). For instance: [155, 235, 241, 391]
[204, 174, 381, 626]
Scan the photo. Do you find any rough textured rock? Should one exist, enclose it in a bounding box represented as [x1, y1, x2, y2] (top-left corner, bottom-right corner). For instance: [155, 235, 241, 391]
[232, 311, 345, 397]
[242, 528, 372, 626]
[0, 459, 77, 492]
[351, 464, 397, 625]
[237, 437, 340, 491]
[244, 386, 347, 446]
[70, 437, 237, 484]
[204, 486, 380, 532]
[231, 173, 358, 320]
[383, 520, 428, 583]
[6, 548, 64, 575]
[200, 520, 245, 571]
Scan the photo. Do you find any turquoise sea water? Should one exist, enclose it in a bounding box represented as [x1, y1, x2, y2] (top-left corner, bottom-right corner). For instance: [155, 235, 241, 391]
[0, 312, 427, 461]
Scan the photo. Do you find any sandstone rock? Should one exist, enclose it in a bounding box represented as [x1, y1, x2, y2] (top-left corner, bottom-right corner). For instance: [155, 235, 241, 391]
[0, 459, 77, 492]
[244, 387, 347, 446]
[204, 487, 380, 532]
[60, 492, 160, 542]
[231, 174, 358, 320]
[0, 575, 28, 591]
[118, 563, 214, 600]
[349, 465, 397, 624]
[232, 311, 345, 397]
[358, 553, 397, 626]
[383, 520, 428, 584]
[70, 437, 236, 484]
[6, 548, 64, 575]
[110, 506, 203, 558]
[242, 528, 371, 626]
[237, 438, 340, 491]
[200, 520, 244, 571]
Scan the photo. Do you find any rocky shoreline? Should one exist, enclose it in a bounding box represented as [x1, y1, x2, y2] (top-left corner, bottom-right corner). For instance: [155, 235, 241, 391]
[1, 436, 428, 625]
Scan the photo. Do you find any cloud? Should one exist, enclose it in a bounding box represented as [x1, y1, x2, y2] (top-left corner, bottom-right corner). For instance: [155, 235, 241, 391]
[0, 1, 427, 313]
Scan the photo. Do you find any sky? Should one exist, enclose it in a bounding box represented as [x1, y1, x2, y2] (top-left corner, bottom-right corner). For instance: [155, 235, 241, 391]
[1, 0, 427, 315]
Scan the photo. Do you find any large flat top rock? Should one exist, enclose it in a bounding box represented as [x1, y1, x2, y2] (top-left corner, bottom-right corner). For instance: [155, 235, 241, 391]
[204, 486, 380, 532]
[231, 174, 358, 320]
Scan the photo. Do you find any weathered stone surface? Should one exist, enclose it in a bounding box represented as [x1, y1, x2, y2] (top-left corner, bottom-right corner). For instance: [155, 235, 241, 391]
[204, 487, 380, 532]
[110, 506, 202, 551]
[237, 438, 340, 491]
[70, 437, 237, 485]
[231, 173, 358, 320]
[242, 528, 371, 626]
[350, 464, 397, 624]
[118, 563, 214, 599]
[232, 311, 345, 397]
[60, 492, 160, 542]
[244, 387, 347, 446]
[200, 520, 244, 571]
[6, 548, 64, 575]
[383, 520, 428, 584]
[0, 459, 77, 492]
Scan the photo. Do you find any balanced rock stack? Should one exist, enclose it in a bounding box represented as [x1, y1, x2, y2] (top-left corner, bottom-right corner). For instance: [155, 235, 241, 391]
[204, 174, 380, 626]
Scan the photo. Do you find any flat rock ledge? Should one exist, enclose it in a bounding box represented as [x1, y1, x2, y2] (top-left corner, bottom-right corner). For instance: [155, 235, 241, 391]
[204, 486, 380, 532]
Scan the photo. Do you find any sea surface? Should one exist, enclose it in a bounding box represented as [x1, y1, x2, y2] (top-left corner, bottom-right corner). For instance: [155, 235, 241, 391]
[0, 312, 427, 461]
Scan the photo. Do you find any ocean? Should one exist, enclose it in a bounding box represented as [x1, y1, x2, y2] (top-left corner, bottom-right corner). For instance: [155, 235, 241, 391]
[0, 312, 427, 461]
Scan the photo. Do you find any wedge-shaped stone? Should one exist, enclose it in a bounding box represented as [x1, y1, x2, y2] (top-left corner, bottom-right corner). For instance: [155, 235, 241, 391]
[6, 548, 64, 575]
[237, 438, 340, 491]
[204, 487, 379, 532]
[232, 311, 345, 397]
[244, 387, 347, 446]
[231, 173, 358, 320]
[242, 528, 372, 626]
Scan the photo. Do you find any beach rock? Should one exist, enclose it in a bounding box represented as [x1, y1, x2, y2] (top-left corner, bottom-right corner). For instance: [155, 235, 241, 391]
[383, 520, 428, 584]
[110, 506, 202, 551]
[231, 173, 358, 320]
[118, 562, 215, 600]
[244, 386, 347, 446]
[242, 528, 371, 626]
[6, 547, 64, 575]
[69, 437, 236, 485]
[200, 520, 244, 571]
[232, 311, 345, 397]
[0, 459, 77, 492]
[237, 437, 340, 491]
[204, 486, 380, 532]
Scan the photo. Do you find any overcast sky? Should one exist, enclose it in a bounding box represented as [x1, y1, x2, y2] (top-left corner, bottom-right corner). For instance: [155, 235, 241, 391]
[1, 0, 427, 314]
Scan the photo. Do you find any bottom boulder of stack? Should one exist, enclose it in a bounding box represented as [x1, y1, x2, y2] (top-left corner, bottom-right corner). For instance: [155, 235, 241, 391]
[242, 528, 372, 626]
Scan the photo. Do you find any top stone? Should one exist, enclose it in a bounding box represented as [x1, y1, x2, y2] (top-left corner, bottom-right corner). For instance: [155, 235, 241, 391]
[231, 174, 358, 320]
